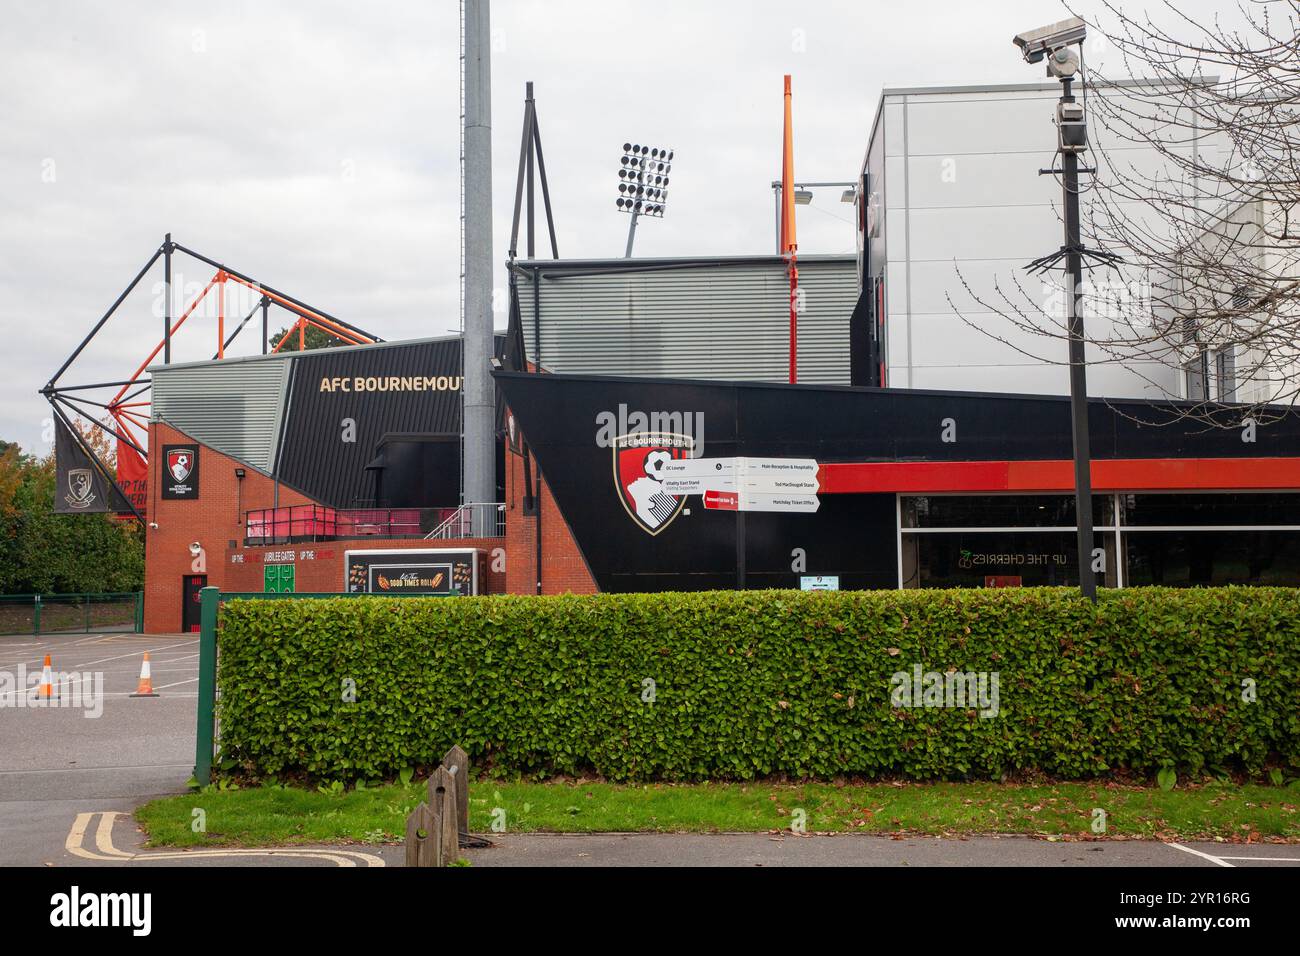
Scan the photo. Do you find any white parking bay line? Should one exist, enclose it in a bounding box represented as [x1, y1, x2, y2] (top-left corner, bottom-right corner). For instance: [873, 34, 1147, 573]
[0, 638, 196, 672]
[1217, 855, 1300, 862]
[0, 763, 192, 775]
[152, 678, 198, 690]
[1166, 843, 1234, 867]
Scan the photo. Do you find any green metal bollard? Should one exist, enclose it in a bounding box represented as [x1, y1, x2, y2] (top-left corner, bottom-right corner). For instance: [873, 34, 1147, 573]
[194, 587, 219, 786]
[32, 595, 41, 636]
[134, 592, 144, 634]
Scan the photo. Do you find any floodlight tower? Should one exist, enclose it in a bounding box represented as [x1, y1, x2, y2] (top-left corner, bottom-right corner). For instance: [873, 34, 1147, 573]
[617, 143, 673, 257]
[462, 0, 495, 533]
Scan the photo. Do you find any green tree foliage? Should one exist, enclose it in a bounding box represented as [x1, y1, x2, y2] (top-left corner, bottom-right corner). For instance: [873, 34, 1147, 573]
[269, 323, 349, 353]
[0, 442, 144, 594]
[216, 588, 1300, 783]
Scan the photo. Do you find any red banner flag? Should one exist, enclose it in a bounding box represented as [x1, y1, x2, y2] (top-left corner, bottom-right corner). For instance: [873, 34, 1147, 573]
[116, 437, 148, 518]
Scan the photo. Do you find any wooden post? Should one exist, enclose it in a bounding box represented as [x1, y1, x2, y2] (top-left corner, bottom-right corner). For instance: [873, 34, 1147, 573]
[404, 746, 473, 866]
[427, 766, 460, 866]
[404, 802, 432, 868]
[441, 744, 470, 840]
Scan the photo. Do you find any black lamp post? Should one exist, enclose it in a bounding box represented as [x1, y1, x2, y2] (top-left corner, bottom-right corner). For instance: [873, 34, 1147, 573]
[1014, 17, 1116, 602]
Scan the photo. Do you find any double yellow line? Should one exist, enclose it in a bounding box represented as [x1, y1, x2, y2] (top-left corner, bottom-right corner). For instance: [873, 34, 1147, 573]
[64, 812, 386, 867]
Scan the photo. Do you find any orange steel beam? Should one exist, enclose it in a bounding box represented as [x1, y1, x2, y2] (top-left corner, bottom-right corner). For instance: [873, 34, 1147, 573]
[270, 317, 299, 355]
[115, 408, 149, 428]
[73, 254, 378, 471]
[103, 410, 144, 451]
[223, 274, 372, 345]
[109, 403, 146, 430]
[110, 272, 220, 404]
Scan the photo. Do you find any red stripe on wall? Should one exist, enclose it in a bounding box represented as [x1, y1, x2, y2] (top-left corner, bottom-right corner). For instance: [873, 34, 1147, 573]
[819, 458, 1300, 494]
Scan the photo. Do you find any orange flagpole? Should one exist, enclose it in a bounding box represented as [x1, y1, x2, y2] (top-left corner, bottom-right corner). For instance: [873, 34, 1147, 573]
[782, 75, 799, 384]
[217, 271, 226, 359]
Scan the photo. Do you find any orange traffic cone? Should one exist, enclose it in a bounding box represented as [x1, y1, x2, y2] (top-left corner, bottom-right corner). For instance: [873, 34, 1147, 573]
[130, 652, 159, 698]
[35, 654, 56, 702]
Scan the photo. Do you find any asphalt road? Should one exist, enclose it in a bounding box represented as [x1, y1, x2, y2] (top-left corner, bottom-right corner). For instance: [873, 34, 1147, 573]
[0, 631, 200, 867]
[460, 833, 1300, 867]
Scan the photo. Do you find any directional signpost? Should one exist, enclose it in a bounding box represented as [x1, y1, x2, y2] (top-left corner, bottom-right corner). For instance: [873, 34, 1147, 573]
[662, 457, 820, 513]
[662, 457, 821, 590]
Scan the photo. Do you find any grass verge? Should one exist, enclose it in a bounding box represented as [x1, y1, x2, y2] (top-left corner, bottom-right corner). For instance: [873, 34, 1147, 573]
[136, 778, 1300, 848]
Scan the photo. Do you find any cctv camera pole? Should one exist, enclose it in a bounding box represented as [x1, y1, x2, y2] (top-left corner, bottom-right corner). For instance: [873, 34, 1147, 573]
[1059, 75, 1097, 602]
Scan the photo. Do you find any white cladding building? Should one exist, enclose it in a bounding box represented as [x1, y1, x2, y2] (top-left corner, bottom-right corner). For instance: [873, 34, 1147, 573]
[858, 80, 1215, 400]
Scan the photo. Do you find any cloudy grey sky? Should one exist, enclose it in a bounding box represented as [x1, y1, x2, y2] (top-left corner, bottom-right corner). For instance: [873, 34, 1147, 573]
[0, 0, 1220, 454]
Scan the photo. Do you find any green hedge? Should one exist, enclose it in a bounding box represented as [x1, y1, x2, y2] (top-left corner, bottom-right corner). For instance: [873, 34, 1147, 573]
[216, 588, 1300, 782]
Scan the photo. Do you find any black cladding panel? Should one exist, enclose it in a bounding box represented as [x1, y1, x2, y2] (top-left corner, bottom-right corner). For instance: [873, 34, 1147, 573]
[276, 339, 469, 508]
[374, 436, 462, 508]
[496, 371, 1300, 594]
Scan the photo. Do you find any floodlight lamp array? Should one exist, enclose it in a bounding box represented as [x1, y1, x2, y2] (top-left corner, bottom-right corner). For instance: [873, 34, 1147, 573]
[617, 143, 673, 216]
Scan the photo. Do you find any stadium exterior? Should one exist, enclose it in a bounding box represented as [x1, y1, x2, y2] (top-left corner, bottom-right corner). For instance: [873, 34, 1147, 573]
[139, 330, 1300, 631]
[125, 81, 1300, 630]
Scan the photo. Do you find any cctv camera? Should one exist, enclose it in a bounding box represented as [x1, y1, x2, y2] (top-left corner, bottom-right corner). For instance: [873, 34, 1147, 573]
[1013, 16, 1086, 64]
[1047, 46, 1081, 79]
[189, 542, 202, 557]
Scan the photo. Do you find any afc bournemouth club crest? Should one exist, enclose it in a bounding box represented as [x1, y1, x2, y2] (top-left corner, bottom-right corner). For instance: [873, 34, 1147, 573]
[162, 444, 200, 500]
[64, 468, 96, 510]
[167, 450, 193, 483]
[612, 433, 694, 535]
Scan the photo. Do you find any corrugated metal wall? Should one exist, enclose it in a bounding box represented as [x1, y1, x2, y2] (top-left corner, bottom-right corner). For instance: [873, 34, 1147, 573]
[518, 256, 856, 385]
[151, 356, 292, 473]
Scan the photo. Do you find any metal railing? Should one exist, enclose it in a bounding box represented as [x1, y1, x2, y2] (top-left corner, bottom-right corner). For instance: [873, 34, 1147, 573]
[244, 505, 464, 545]
[0, 592, 143, 636]
[426, 502, 507, 540]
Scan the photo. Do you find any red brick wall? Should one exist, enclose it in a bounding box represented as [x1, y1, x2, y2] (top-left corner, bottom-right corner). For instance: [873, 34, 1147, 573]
[145, 424, 516, 632]
[144, 420, 595, 631]
[144, 422, 315, 633]
[504, 444, 598, 596]
[223, 539, 506, 594]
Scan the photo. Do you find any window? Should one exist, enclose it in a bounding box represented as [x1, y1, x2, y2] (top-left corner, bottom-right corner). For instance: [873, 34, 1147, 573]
[1119, 493, 1300, 587]
[898, 492, 1300, 590]
[1215, 348, 1237, 402]
[1184, 354, 1208, 401]
[899, 495, 1118, 590]
[1123, 530, 1300, 587]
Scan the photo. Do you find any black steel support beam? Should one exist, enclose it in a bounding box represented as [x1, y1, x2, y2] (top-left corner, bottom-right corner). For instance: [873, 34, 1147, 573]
[532, 112, 560, 260]
[211, 299, 266, 361]
[47, 244, 164, 389]
[170, 242, 383, 344]
[163, 232, 173, 365]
